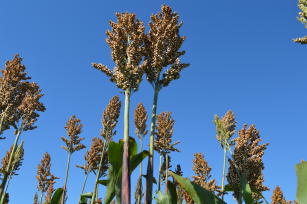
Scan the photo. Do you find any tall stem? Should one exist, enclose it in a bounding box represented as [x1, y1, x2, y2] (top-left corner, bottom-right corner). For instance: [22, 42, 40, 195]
[79, 172, 89, 204]
[0, 171, 12, 204]
[221, 141, 227, 200]
[137, 138, 143, 204]
[0, 129, 22, 203]
[145, 85, 160, 204]
[121, 88, 131, 204]
[90, 142, 108, 204]
[157, 154, 162, 192]
[165, 154, 169, 192]
[61, 152, 71, 204]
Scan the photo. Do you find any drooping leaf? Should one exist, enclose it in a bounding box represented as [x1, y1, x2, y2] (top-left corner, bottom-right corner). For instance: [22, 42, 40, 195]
[239, 175, 254, 204]
[108, 141, 123, 170]
[50, 188, 64, 204]
[296, 161, 307, 204]
[170, 172, 226, 204]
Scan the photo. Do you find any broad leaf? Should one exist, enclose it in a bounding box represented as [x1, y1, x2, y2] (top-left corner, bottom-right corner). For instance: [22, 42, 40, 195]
[51, 188, 64, 204]
[296, 161, 307, 204]
[170, 172, 226, 204]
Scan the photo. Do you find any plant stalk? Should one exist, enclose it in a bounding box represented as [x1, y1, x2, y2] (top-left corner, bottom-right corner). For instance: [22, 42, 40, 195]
[90, 141, 108, 204]
[0, 129, 22, 203]
[221, 140, 227, 200]
[137, 138, 143, 204]
[157, 154, 162, 191]
[121, 88, 131, 204]
[61, 151, 72, 204]
[165, 154, 169, 192]
[81, 172, 89, 195]
[145, 85, 160, 204]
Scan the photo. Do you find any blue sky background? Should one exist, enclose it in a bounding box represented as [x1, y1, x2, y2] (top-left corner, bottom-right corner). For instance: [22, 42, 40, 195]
[0, 0, 306, 203]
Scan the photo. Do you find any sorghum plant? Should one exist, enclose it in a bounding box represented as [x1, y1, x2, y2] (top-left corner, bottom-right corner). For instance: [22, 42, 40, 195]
[213, 110, 236, 197]
[60, 115, 85, 204]
[0, 55, 45, 202]
[143, 5, 189, 203]
[92, 12, 145, 203]
[294, 0, 307, 44]
[227, 125, 269, 203]
[90, 96, 120, 203]
[134, 103, 148, 204]
[154, 112, 179, 192]
[36, 153, 58, 204]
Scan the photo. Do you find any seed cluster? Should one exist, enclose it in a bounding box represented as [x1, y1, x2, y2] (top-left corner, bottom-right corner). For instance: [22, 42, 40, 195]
[92, 13, 146, 91]
[294, 0, 307, 44]
[215, 110, 236, 146]
[134, 103, 148, 139]
[1, 142, 24, 176]
[61, 115, 86, 153]
[227, 125, 269, 201]
[154, 112, 179, 154]
[101, 96, 121, 141]
[36, 153, 58, 194]
[0, 55, 45, 134]
[144, 5, 189, 87]
[271, 186, 292, 204]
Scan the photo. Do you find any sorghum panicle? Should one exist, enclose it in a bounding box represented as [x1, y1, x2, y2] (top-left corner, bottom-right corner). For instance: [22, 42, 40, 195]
[293, 0, 307, 44]
[92, 13, 146, 91]
[271, 186, 292, 204]
[1, 142, 24, 176]
[227, 124, 269, 201]
[61, 115, 85, 153]
[134, 103, 148, 139]
[144, 5, 189, 87]
[154, 112, 179, 154]
[101, 96, 121, 141]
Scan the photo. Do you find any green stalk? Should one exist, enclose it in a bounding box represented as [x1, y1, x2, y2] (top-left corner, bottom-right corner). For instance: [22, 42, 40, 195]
[165, 154, 169, 192]
[137, 138, 143, 204]
[80, 172, 89, 194]
[221, 140, 227, 200]
[145, 85, 160, 204]
[78, 172, 89, 204]
[157, 154, 162, 191]
[0, 129, 22, 203]
[121, 88, 131, 204]
[61, 151, 71, 204]
[0, 171, 12, 204]
[90, 140, 108, 204]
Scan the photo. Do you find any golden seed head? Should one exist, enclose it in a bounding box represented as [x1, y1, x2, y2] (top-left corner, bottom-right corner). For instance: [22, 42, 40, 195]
[271, 186, 291, 204]
[154, 112, 180, 154]
[192, 153, 219, 193]
[214, 110, 236, 146]
[92, 12, 146, 91]
[294, 0, 307, 44]
[134, 103, 148, 139]
[44, 181, 55, 204]
[1, 142, 24, 176]
[61, 115, 85, 153]
[144, 5, 189, 87]
[36, 153, 58, 193]
[101, 96, 121, 141]
[227, 124, 269, 201]
[0, 55, 45, 134]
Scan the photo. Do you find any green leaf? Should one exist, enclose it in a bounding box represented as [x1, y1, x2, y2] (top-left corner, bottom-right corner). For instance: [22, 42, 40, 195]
[104, 139, 149, 204]
[155, 191, 171, 204]
[167, 181, 178, 204]
[296, 161, 307, 204]
[98, 179, 108, 186]
[50, 188, 64, 204]
[80, 192, 93, 198]
[239, 175, 254, 204]
[170, 172, 226, 204]
[108, 141, 123, 171]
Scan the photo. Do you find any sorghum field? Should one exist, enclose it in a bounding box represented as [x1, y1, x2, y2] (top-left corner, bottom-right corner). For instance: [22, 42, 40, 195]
[0, 0, 307, 204]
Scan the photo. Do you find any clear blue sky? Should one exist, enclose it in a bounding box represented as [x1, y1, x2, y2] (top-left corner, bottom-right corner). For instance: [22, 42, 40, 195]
[0, 0, 306, 203]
